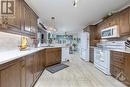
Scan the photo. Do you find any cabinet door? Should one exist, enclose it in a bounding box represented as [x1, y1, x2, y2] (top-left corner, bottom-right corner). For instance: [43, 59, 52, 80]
[21, 60, 26, 87]
[33, 52, 39, 80]
[24, 5, 31, 32]
[96, 24, 102, 39]
[41, 50, 46, 69]
[7, 0, 21, 29]
[55, 50, 61, 63]
[25, 54, 34, 87]
[124, 54, 130, 82]
[107, 15, 120, 27]
[37, 51, 42, 75]
[119, 9, 130, 35]
[39, 50, 45, 71]
[110, 51, 126, 78]
[0, 62, 21, 87]
[45, 48, 61, 67]
[30, 13, 38, 33]
[90, 48, 94, 63]
[45, 52, 54, 66]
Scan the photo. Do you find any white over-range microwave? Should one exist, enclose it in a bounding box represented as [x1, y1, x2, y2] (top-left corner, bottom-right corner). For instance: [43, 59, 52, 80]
[101, 25, 120, 39]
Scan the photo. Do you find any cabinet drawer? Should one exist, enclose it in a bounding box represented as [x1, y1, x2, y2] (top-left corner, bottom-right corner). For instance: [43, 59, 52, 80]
[111, 61, 124, 69]
[111, 56, 125, 64]
[111, 52, 124, 57]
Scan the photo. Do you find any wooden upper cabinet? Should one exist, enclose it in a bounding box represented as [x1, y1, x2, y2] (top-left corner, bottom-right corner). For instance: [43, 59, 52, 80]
[96, 7, 130, 37]
[83, 25, 97, 46]
[119, 8, 130, 36]
[101, 14, 120, 30]
[23, 2, 38, 35]
[30, 13, 38, 33]
[96, 23, 103, 39]
[24, 3, 31, 33]
[107, 15, 120, 27]
[7, 0, 21, 29]
[0, 0, 38, 35]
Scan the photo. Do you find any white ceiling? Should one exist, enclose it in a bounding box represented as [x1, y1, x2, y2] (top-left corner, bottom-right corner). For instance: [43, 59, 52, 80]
[25, 0, 130, 33]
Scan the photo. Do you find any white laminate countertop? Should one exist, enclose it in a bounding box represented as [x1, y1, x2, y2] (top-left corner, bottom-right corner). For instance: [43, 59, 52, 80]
[93, 47, 130, 53]
[110, 49, 130, 54]
[90, 46, 97, 48]
[0, 46, 61, 65]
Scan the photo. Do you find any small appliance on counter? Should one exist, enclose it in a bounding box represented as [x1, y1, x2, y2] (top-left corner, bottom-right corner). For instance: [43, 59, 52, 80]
[19, 36, 29, 51]
[125, 37, 130, 50]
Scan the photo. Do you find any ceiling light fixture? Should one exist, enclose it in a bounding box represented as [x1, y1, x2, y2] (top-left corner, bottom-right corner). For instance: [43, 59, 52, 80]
[48, 17, 57, 32]
[73, 0, 80, 7]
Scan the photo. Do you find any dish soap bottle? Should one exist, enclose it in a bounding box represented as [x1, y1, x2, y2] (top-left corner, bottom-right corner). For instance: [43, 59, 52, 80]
[20, 36, 28, 50]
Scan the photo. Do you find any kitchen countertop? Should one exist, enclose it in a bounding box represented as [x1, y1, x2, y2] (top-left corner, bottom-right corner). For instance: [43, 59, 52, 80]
[92, 46, 130, 53]
[90, 46, 97, 48]
[110, 49, 130, 54]
[0, 46, 61, 65]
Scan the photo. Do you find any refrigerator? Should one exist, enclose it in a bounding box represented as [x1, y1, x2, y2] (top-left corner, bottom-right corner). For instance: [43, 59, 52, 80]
[80, 32, 90, 61]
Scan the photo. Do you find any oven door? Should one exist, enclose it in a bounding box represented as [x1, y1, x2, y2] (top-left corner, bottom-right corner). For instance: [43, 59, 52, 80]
[94, 48, 102, 65]
[100, 50, 110, 69]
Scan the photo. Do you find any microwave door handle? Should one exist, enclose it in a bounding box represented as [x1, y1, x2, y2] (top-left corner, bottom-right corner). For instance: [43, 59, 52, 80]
[111, 29, 113, 35]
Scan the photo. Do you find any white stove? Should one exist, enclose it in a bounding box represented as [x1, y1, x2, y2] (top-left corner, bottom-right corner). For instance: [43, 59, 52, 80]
[94, 41, 125, 75]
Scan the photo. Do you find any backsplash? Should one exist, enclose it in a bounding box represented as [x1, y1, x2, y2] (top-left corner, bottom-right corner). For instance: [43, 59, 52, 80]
[0, 32, 31, 52]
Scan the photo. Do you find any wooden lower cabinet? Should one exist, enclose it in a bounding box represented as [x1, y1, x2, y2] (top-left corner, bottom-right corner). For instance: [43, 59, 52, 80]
[33, 52, 39, 80]
[45, 48, 61, 67]
[33, 50, 45, 81]
[0, 61, 22, 87]
[124, 55, 130, 83]
[89, 47, 94, 63]
[0, 48, 61, 87]
[21, 59, 26, 87]
[25, 54, 34, 87]
[110, 51, 130, 86]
